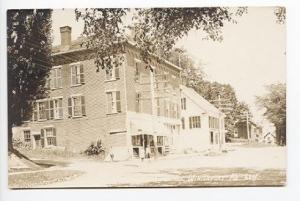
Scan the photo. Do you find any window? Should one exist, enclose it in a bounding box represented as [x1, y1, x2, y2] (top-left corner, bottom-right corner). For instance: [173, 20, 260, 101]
[156, 98, 161, 116]
[32, 102, 38, 121]
[164, 100, 169, 118]
[41, 127, 56, 147]
[157, 136, 164, 146]
[50, 67, 62, 89]
[68, 95, 86, 117]
[189, 116, 201, 129]
[181, 97, 186, 110]
[71, 63, 84, 86]
[106, 91, 121, 114]
[38, 101, 46, 120]
[52, 98, 63, 119]
[132, 135, 142, 146]
[134, 60, 141, 81]
[209, 116, 219, 129]
[181, 118, 185, 130]
[24, 130, 31, 142]
[105, 65, 120, 81]
[135, 92, 142, 113]
[33, 99, 63, 121]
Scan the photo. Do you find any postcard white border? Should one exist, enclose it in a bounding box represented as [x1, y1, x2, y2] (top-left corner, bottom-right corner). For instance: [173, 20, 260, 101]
[1, 0, 299, 201]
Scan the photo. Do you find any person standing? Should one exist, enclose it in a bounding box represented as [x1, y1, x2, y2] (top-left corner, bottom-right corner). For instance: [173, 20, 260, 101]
[140, 147, 145, 162]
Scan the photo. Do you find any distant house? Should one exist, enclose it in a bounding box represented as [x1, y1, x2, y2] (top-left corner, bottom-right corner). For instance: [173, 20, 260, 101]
[177, 85, 226, 152]
[263, 132, 276, 144]
[234, 121, 262, 142]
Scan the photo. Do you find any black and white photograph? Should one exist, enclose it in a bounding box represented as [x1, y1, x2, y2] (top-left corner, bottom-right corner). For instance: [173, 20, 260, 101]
[5, 6, 288, 189]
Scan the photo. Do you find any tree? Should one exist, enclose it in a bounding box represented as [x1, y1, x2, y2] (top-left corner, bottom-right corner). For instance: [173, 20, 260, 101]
[75, 7, 247, 71]
[256, 83, 286, 145]
[7, 9, 52, 151]
[167, 48, 206, 87]
[274, 7, 286, 24]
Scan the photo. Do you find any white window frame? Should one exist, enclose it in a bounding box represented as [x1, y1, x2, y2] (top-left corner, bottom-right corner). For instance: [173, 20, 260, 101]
[52, 97, 63, 120]
[106, 90, 121, 114]
[50, 66, 63, 89]
[105, 65, 120, 81]
[189, 116, 201, 129]
[23, 130, 31, 143]
[134, 58, 141, 82]
[36, 99, 47, 121]
[69, 94, 85, 118]
[70, 62, 84, 86]
[43, 127, 57, 146]
[135, 92, 142, 113]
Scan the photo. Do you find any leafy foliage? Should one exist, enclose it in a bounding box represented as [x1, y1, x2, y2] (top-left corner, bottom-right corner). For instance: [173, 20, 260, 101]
[274, 7, 286, 24]
[84, 140, 105, 156]
[7, 9, 53, 150]
[256, 83, 286, 145]
[133, 7, 247, 70]
[76, 7, 247, 71]
[75, 8, 129, 72]
[167, 48, 205, 87]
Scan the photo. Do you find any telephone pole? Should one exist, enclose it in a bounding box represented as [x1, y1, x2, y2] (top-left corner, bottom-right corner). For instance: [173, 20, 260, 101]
[245, 111, 250, 142]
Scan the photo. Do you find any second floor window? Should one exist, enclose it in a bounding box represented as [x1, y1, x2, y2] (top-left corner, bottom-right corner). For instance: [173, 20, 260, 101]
[50, 98, 63, 119]
[38, 101, 47, 120]
[68, 95, 86, 117]
[32, 98, 64, 121]
[50, 67, 62, 89]
[71, 63, 84, 86]
[106, 91, 121, 114]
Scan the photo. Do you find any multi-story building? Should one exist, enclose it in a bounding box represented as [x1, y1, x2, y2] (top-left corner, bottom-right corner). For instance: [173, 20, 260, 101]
[178, 85, 226, 152]
[13, 26, 182, 160]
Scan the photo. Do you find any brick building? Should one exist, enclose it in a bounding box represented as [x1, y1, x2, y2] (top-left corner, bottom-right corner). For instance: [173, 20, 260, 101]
[13, 26, 182, 160]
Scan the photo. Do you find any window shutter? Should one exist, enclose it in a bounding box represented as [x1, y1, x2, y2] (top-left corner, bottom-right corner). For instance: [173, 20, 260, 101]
[81, 96, 86, 116]
[115, 66, 120, 79]
[80, 64, 85, 83]
[116, 91, 121, 113]
[41, 129, 45, 148]
[58, 99, 63, 118]
[71, 65, 76, 85]
[45, 101, 50, 120]
[68, 98, 72, 117]
[49, 100, 54, 119]
[135, 93, 140, 112]
[58, 68, 62, 88]
[189, 117, 192, 129]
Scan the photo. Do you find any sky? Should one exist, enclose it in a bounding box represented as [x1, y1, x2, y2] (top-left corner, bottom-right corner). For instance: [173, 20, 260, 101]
[51, 7, 286, 124]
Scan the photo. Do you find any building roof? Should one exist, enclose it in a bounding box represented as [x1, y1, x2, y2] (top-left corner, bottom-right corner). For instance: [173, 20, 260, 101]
[181, 85, 224, 117]
[51, 36, 182, 72]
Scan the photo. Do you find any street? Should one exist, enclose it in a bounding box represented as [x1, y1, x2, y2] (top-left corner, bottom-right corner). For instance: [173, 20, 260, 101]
[27, 144, 286, 188]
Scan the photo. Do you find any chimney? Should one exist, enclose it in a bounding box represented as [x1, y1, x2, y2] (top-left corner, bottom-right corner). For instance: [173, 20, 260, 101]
[60, 26, 72, 46]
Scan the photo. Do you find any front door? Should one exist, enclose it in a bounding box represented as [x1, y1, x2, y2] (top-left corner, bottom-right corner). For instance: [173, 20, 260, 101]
[210, 132, 214, 144]
[33, 134, 41, 149]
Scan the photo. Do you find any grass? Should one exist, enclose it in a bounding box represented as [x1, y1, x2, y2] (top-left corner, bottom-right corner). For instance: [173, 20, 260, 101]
[9, 170, 84, 188]
[16, 148, 80, 160]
